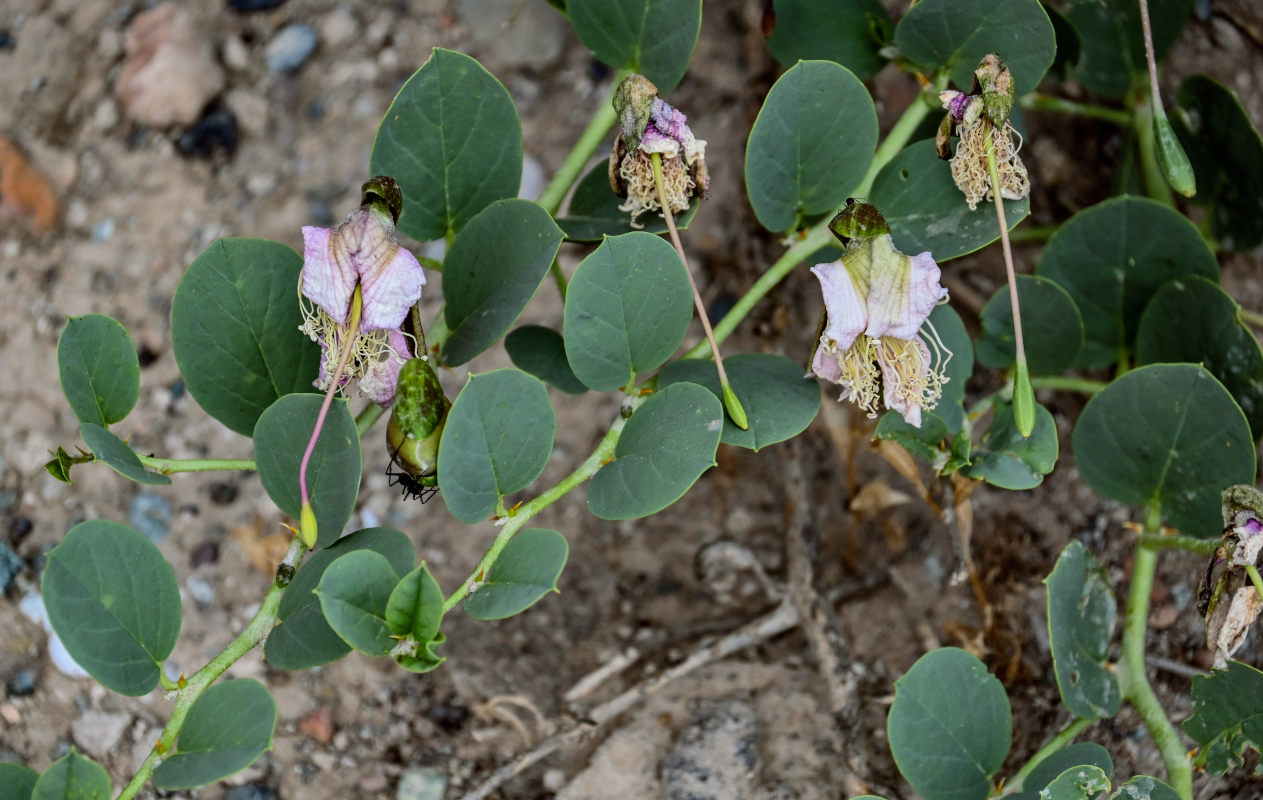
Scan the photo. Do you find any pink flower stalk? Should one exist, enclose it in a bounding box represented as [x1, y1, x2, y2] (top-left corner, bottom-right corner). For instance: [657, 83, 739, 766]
[809, 236, 950, 428]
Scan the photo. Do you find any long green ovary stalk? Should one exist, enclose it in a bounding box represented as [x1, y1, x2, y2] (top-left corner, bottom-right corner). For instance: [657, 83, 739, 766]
[297, 285, 363, 547]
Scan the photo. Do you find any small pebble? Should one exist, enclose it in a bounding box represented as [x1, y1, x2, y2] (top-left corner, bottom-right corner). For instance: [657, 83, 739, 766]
[225, 785, 277, 800]
[177, 106, 239, 159]
[91, 218, 115, 242]
[0, 31, 14, 51]
[428, 700, 468, 733]
[6, 669, 37, 697]
[190, 541, 220, 567]
[72, 711, 131, 759]
[0, 540, 23, 593]
[136, 343, 159, 368]
[662, 699, 760, 800]
[396, 766, 447, 800]
[0, 492, 19, 516]
[186, 577, 215, 606]
[266, 24, 318, 73]
[208, 481, 238, 505]
[129, 492, 172, 542]
[228, 0, 287, 11]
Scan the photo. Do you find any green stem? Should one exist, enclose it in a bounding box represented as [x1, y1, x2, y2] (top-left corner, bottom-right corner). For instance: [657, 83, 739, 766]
[1240, 308, 1263, 329]
[440, 395, 642, 615]
[1029, 376, 1108, 395]
[1118, 505, 1193, 800]
[1247, 565, 1263, 603]
[356, 403, 385, 439]
[115, 538, 306, 800]
[1134, 92, 1175, 208]
[138, 456, 255, 474]
[1005, 717, 1095, 793]
[1138, 532, 1220, 556]
[1019, 93, 1131, 126]
[1007, 224, 1059, 245]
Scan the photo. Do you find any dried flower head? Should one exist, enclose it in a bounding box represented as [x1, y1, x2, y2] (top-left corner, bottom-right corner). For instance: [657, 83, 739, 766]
[937, 55, 1031, 211]
[608, 74, 709, 226]
[1199, 485, 1263, 668]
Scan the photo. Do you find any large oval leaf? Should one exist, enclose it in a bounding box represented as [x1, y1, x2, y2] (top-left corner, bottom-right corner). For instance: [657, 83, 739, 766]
[371, 49, 523, 241]
[151, 679, 277, 790]
[745, 60, 878, 234]
[31, 751, 110, 800]
[894, 0, 1056, 95]
[1136, 276, 1263, 440]
[438, 369, 556, 523]
[505, 326, 588, 395]
[79, 423, 172, 486]
[0, 762, 40, 800]
[1073, 364, 1254, 537]
[463, 528, 569, 620]
[588, 382, 721, 519]
[57, 314, 139, 427]
[441, 199, 564, 366]
[42, 520, 181, 696]
[658, 353, 820, 451]
[563, 232, 693, 392]
[1036, 196, 1219, 369]
[887, 648, 1011, 800]
[976, 275, 1083, 375]
[1066, 0, 1194, 98]
[764, 0, 891, 80]
[868, 139, 1029, 261]
[556, 163, 700, 243]
[265, 528, 415, 670]
[172, 238, 319, 436]
[316, 550, 402, 656]
[1044, 541, 1121, 719]
[566, 0, 701, 91]
[253, 394, 361, 549]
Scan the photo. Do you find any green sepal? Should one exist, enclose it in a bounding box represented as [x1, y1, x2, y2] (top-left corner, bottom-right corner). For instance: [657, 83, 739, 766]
[1154, 107, 1196, 198]
[1013, 359, 1035, 438]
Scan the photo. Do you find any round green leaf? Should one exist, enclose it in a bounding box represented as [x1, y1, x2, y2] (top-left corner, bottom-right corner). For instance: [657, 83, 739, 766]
[463, 528, 569, 620]
[894, 0, 1056, 95]
[588, 382, 721, 520]
[1137, 276, 1263, 440]
[371, 49, 523, 241]
[1073, 364, 1254, 537]
[42, 520, 181, 696]
[1066, 0, 1193, 98]
[764, 0, 891, 80]
[265, 528, 415, 671]
[1183, 660, 1263, 775]
[505, 326, 588, 395]
[0, 762, 39, 800]
[172, 238, 319, 436]
[1043, 541, 1121, 719]
[78, 423, 171, 486]
[556, 163, 701, 243]
[964, 401, 1058, 490]
[1036, 196, 1219, 369]
[57, 314, 139, 427]
[253, 394, 361, 549]
[745, 60, 878, 233]
[874, 411, 950, 464]
[438, 369, 556, 524]
[441, 199, 565, 366]
[315, 550, 402, 656]
[930, 303, 974, 433]
[563, 232, 693, 391]
[1020, 743, 1113, 794]
[868, 139, 1029, 262]
[31, 752, 109, 800]
[566, 0, 701, 91]
[1039, 765, 1110, 800]
[151, 679, 277, 790]
[658, 353, 820, 451]
[1172, 75, 1263, 251]
[386, 563, 444, 643]
[887, 648, 1011, 800]
[976, 275, 1084, 375]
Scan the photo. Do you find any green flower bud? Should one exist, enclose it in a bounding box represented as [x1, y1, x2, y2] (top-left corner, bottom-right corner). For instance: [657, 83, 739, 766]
[828, 199, 891, 247]
[386, 356, 449, 500]
[974, 54, 1015, 129]
[1153, 108, 1197, 198]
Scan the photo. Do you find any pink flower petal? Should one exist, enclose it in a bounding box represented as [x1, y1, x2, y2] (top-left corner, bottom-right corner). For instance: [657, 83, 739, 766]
[359, 246, 426, 332]
[810, 340, 844, 383]
[360, 329, 412, 407]
[876, 335, 933, 428]
[301, 226, 357, 327]
[811, 260, 867, 350]
[864, 241, 946, 340]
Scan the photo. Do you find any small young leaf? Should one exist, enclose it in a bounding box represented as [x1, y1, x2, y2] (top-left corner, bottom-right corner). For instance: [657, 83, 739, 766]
[1136, 276, 1263, 440]
[588, 383, 722, 520]
[1112, 776, 1181, 800]
[563, 232, 693, 392]
[371, 49, 522, 241]
[894, 0, 1056, 96]
[964, 401, 1058, 490]
[79, 423, 171, 486]
[463, 528, 569, 620]
[1036, 196, 1218, 369]
[441, 199, 565, 366]
[0, 762, 39, 800]
[254, 394, 361, 549]
[874, 411, 950, 464]
[566, 0, 701, 91]
[42, 520, 181, 696]
[1065, 0, 1194, 98]
[1038, 765, 1110, 800]
[868, 140, 1029, 261]
[1073, 364, 1254, 537]
[57, 314, 139, 427]
[658, 353, 820, 451]
[763, 0, 891, 80]
[745, 60, 877, 233]
[438, 369, 556, 524]
[1183, 660, 1263, 774]
[556, 163, 700, 243]
[1043, 541, 1121, 719]
[976, 275, 1084, 376]
[887, 648, 1011, 800]
[505, 326, 588, 395]
[1018, 742, 1113, 795]
[151, 680, 277, 790]
[386, 563, 444, 643]
[266, 528, 415, 670]
[172, 238, 319, 437]
[30, 751, 110, 800]
[315, 550, 402, 656]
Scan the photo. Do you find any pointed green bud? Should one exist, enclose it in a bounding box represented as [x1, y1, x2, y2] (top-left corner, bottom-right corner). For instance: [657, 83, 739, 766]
[612, 73, 659, 153]
[828, 199, 890, 246]
[1013, 359, 1035, 439]
[721, 382, 749, 431]
[360, 175, 404, 223]
[298, 502, 318, 548]
[1153, 108, 1196, 198]
[387, 356, 449, 481]
[975, 54, 1015, 129]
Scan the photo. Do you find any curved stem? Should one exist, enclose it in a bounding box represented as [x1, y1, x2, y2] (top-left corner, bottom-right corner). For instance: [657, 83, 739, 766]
[1119, 506, 1193, 800]
[138, 456, 255, 474]
[356, 403, 385, 439]
[115, 539, 306, 800]
[1138, 532, 1219, 556]
[1004, 716, 1095, 793]
[440, 395, 642, 615]
[299, 288, 363, 509]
